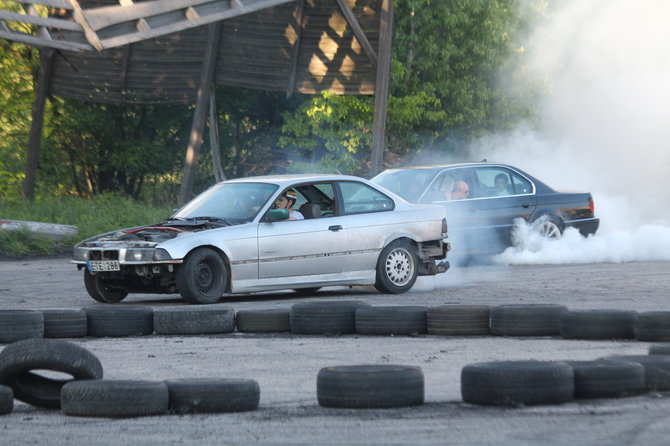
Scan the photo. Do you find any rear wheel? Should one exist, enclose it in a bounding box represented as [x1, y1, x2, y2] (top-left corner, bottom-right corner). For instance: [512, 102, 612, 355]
[83, 269, 128, 303]
[176, 248, 227, 304]
[533, 215, 564, 239]
[374, 240, 418, 294]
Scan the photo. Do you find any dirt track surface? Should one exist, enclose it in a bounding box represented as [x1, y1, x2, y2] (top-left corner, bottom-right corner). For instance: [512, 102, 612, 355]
[1, 258, 669, 445]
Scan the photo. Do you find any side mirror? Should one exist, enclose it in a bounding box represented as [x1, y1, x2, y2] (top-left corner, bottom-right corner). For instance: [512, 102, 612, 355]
[267, 208, 289, 222]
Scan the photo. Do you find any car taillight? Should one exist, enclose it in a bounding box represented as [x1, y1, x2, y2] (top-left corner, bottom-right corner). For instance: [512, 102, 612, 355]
[441, 218, 448, 235]
[589, 197, 595, 215]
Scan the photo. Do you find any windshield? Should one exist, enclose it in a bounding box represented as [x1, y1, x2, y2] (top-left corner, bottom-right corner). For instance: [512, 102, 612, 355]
[370, 169, 437, 202]
[172, 182, 278, 223]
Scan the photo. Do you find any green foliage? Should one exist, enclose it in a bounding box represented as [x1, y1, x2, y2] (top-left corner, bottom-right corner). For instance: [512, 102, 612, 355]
[0, 228, 54, 257]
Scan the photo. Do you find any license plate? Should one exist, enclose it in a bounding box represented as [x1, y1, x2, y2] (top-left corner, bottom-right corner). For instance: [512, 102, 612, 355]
[87, 260, 120, 272]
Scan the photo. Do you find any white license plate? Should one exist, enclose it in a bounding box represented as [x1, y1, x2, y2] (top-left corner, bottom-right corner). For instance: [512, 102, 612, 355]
[87, 260, 120, 272]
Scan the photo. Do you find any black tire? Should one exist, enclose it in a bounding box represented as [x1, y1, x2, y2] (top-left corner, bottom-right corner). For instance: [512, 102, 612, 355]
[83, 269, 128, 303]
[165, 378, 260, 414]
[427, 305, 491, 336]
[0, 385, 13, 415]
[490, 304, 568, 337]
[531, 215, 564, 239]
[61, 380, 168, 418]
[600, 355, 670, 390]
[649, 343, 670, 355]
[374, 240, 418, 294]
[355, 306, 428, 335]
[294, 287, 321, 296]
[0, 338, 103, 409]
[566, 360, 646, 398]
[0, 310, 44, 344]
[153, 305, 235, 335]
[84, 306, 154, 337]
[176, 248, 228, 304]
[42, 310, 88, 338]
[317, 365, 424, 409]
[290, 301, 370, 335]
[635, 311, 670, 341]
[560, 310, 637, 339]
[236, 309, 291, 333]
[461, 361, 574, 407]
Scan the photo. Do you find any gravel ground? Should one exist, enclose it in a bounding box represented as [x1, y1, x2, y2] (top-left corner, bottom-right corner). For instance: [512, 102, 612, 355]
[0, 258, 669, 445]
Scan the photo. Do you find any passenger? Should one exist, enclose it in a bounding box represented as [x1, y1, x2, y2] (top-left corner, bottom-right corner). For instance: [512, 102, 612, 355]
[274, 189, 304, 220]
[494, 174, 510, 196]
[450, 181, 470, 200]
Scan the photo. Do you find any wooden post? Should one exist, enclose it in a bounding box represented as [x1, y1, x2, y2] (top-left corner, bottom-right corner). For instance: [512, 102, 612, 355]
[208, 89, 226, 182]
[370, 0, 393, 175]
[178, 21, 221, 205]
[22, 48, 54, 201]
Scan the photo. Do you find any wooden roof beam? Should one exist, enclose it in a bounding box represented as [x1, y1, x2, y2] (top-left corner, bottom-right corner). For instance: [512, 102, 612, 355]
[334, 0, 377, 67]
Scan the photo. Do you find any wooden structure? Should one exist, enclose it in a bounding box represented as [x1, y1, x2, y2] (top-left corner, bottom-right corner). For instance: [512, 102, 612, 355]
[0, 0, 393, 202]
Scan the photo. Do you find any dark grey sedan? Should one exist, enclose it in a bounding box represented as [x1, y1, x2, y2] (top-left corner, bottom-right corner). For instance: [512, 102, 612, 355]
[371, 162, 599, 255]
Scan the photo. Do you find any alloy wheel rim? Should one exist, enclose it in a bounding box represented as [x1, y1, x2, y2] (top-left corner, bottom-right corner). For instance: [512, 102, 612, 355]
[385, 248, 413, 286]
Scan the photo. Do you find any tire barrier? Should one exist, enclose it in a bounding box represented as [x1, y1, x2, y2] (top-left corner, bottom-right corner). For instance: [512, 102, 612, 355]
[84, 306, 154, 337]
[560, 310, 637, 340]
[649, 343, 670, 355]
[461, 361, 574, 407]
[290, 301, 370, 335]
[153, 306, 235, 335]
[490, 304, 568, 337]
[600, 355, 670, 390]
[42, 310, 88, 338]
[566, 360, 646, 398]
[165, 378, 260, 414]
[0, 338, 103, 409]
[317, 365, 424, 409]
[355, 306, 427, 335]
[61, 380, 169, 417]
[0, 385, 13, 415]
[634, 311, 670, 341]
[427, 305, 491, 336]
[0, 310, 44, 344]
[235, 309, 291, 333]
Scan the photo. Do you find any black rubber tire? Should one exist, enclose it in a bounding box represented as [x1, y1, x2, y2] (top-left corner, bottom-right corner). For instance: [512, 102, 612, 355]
[236, 309, 291, 333]
[42, 310, 88, 338]
[61, 380, 168, 418]
[176, 248, 228, 304]
[427, 305, 491, 336]
[294, 287, 321, 296]
[601, 355, 670, 390]
[84, 306, 154, 337]
[317, 365, 424, 409]
[560, 310, 637, 340]
[490, 304, 568, 337]
[566, 360, 646, 398]
[165, 378, 260, 414]
[355, 306, 428, 335]
[290, 301, 370, 335]
[374, 240, 418, 294]
[0, 385, 13, 415]
[461, 361, 574, 407]
[0, 310, 44, 344]
[634, 311, 670, 341]
[0, 338, 103, 409]
[153, 306, 235, 335]
[649, 343, 670, 355]
[84, 269, 128, 303]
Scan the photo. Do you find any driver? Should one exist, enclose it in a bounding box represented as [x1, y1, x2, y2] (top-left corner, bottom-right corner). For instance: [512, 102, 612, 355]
[274, 189, 304, 220]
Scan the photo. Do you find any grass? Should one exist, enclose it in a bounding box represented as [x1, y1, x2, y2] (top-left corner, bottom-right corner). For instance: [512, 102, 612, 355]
[0, 195, 174, 257]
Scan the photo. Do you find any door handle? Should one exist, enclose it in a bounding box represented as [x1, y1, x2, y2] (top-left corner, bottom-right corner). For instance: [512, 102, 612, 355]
[522, 203, 532, 208]
[328, 225, 343, 232]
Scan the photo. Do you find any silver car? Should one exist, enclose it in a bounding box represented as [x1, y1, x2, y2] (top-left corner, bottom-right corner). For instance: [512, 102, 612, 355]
[73, 175, 450, 304]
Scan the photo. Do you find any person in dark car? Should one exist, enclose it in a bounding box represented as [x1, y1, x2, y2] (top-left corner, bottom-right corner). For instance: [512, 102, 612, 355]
[274, 189, 304, 220]
[450, 181, 470, 200]
[494, 173, 511, 196]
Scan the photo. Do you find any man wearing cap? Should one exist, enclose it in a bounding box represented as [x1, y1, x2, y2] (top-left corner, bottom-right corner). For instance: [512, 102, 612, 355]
[274, 189, 304, 220]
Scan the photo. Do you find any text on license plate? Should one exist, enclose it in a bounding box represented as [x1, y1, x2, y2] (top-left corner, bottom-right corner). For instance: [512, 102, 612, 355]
[87, 260, 120, 272]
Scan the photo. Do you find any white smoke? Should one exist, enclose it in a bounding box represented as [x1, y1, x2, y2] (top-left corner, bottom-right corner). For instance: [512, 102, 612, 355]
[472, 0, 670, 265]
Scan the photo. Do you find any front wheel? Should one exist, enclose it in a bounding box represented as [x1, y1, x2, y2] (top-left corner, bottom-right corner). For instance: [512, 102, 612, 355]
[84, 269, 128, 303]
[374, 240, 418, 294]
[176, 248, 228, 304]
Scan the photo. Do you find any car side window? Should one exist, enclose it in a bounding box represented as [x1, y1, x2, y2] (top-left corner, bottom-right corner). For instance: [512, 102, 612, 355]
[510, 172, 533, 195]
[474, 167, 533, 197]
[339, 182, 394, 215]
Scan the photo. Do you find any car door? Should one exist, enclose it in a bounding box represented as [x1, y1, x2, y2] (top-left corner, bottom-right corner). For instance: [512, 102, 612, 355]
[257, 183, 348, 279]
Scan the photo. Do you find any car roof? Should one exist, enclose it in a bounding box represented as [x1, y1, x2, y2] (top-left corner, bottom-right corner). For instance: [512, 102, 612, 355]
[223, 173, 368, 186]
[379, 162, 514, 171]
